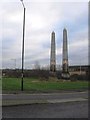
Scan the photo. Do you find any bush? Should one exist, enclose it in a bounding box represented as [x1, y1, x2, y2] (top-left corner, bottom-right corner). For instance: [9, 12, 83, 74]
[39, 70, 49, 80]
[56, 71, 62, 79]
[70, 74, 88, 81]
[70, 74, 79, 81]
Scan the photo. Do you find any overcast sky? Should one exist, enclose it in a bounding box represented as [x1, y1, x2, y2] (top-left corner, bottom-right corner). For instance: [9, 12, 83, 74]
[1, 0, 88, 69]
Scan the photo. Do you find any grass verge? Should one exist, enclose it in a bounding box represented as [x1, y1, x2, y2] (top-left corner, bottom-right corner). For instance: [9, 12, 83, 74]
[2, 77, 88, 93]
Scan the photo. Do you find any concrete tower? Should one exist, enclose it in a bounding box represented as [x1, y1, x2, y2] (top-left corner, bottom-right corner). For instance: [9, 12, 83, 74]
[50, 31, 56, 72]
[62, 28, 70, 79]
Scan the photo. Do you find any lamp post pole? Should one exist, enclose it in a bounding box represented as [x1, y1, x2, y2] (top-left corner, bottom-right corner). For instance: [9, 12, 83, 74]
[20, 0, 26, 91]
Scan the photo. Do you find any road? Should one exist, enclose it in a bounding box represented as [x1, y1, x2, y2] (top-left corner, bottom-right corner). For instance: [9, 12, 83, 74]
[3, 101, 88, 118]
[2, 91, 88, 118]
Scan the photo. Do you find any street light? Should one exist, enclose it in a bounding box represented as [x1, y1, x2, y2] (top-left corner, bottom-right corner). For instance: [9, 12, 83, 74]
[20, 0, 26, 91]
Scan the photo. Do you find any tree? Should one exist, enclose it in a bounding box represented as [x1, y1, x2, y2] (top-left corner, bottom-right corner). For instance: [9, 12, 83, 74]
[34, 61, 40, 70]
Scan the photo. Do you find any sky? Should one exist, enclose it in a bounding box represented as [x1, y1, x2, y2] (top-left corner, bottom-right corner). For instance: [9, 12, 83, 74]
[1, 0, 89, 69]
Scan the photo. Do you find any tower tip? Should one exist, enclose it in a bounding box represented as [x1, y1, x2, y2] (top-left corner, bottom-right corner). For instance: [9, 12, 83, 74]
[52, 31, 55, 34]
[63, 28, 67, 31]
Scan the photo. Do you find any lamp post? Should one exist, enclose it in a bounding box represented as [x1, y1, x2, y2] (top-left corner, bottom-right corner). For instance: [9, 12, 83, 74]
[20, 0, 26, 91]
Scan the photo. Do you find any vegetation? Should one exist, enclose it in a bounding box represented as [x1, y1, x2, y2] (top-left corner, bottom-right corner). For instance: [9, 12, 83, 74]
[2, 69, 89, 81]
[2, 77, 88, 92]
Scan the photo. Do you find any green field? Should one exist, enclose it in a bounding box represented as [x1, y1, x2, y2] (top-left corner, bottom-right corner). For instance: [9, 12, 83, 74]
[2, 77, 88, 92]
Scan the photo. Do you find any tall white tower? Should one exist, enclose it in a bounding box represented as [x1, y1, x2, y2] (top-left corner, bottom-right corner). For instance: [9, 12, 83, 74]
[62, 28, 70, 79]
[50, 31, 56, 72]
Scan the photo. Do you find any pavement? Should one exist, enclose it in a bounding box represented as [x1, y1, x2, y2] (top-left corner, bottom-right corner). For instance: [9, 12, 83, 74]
[1, 90, 88, 106]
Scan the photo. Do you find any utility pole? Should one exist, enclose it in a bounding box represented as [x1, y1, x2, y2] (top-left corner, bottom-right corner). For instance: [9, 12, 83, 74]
[20, 0, 26, 91]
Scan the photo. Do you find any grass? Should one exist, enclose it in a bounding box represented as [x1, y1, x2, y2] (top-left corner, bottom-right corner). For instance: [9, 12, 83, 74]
[2, 77, 88, 92]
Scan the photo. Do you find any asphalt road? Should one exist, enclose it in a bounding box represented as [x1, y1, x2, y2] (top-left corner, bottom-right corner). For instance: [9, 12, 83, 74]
[2, 91, 88, 101]
[2, 91, 88, 118]
[2, 101, 88, 118]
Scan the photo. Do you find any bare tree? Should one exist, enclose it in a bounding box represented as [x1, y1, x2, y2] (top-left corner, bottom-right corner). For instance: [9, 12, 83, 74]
[34, 61, 40, 70]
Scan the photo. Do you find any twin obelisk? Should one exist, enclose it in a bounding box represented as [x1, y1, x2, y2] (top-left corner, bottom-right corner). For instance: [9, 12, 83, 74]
[50, 31, 56, 72]
[62, 28, 70, 79]
[50, 28, 70, 79]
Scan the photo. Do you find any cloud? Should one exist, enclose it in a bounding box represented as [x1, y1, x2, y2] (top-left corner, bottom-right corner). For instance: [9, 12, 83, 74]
[1, 1, 88, 69]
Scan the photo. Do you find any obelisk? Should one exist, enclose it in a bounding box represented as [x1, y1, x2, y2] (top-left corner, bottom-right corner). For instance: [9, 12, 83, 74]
[62, 28, 70, 79]
[50, 31, 56, 73]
